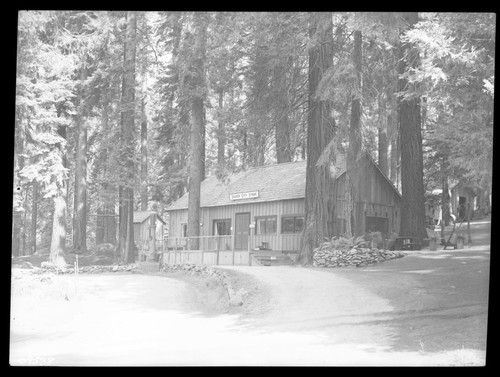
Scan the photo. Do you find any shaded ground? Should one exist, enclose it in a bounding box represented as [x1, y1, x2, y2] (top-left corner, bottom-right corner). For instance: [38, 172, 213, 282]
[207, 219, 490, 364]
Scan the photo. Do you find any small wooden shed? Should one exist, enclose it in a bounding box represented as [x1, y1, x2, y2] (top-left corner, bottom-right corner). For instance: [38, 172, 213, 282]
[133, 211, 166, 259]
[450, 182, 478, 221]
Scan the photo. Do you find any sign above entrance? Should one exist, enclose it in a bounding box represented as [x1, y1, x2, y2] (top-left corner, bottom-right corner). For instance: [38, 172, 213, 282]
[229, 191, 259, 201]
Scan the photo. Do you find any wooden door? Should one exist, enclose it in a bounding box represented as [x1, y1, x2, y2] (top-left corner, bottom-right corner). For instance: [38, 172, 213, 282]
[235, 212, 250, 250]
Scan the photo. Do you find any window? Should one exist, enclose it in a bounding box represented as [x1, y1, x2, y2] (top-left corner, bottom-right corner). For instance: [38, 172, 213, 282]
[255, 216, 277, 234]
[181, 223, 187, 238]
[213, 219, 231, 235]
[281, 215, 305, 234]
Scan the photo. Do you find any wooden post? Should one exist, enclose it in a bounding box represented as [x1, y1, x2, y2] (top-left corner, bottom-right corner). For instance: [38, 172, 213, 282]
[232, 233, 235, 265]
[467, 202, 472, 245]
[247, 232, 251, 266]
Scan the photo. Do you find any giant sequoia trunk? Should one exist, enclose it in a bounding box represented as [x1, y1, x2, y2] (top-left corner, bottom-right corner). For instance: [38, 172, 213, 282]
[96, 99, 116, 245]
[346, 29, 363, 237]
[96, 189, 116, 245]
[274, 62, 292, 164]
[298, 12, 336, 264]
[389, 133, 398, 185]
[73, 66, 88, 254]
[398, 12, 427, 240]
[140, 37, 149, 212]
[12, 212, 21, 257]
[140, 115, 148, 211]
[49, 125, 68, 267]
[378, 128, 388, 175]
[216, 88, 225, 170]
[187, 12, 208, 250]
[31, 181, 38, 254]
[387, 81, 400, 188]
[118, 11, 137, 264]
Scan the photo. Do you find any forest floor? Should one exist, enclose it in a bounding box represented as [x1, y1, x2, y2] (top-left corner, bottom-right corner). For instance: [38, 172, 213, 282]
[9, 219, 490, 366]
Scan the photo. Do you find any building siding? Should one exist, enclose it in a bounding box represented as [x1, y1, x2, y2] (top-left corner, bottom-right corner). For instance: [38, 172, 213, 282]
[166, 159, 401, 252]
[167, 198, 305, 251]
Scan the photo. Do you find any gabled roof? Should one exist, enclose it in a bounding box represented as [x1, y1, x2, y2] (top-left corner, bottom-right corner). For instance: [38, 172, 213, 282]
[166, 153, 400, 211]
[133, 211, 166, 224]
[167, 160, 309, 210]
[361, 153, 402, 200]
[450, 180, 480, 194]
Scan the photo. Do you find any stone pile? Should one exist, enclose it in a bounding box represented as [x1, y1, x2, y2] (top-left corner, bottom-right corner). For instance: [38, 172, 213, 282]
[161, 263, 248, 306]
[161, 263, 226, 279]
[39, 261, 138, 274]
[313, 237, 404, 268]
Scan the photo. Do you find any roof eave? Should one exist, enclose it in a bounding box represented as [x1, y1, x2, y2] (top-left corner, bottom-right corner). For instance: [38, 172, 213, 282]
[165, 195, 306, 212]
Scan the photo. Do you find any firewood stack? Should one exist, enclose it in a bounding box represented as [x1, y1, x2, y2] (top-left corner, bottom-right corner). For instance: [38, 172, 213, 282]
[313, 235, 404, 268]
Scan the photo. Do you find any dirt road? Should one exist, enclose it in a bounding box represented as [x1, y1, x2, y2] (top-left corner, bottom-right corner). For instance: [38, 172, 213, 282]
[220, 246, 489, 359]
[10, 222, 490, 366]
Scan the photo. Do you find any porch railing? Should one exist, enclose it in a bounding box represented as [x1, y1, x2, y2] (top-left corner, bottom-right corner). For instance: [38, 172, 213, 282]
[164, 235, 234, 251]
[159, 234, 302, 266]
[163, 233, 302, 252]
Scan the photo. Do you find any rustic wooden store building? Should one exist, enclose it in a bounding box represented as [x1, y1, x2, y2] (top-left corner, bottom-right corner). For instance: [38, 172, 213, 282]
[164, 153, 401, 259]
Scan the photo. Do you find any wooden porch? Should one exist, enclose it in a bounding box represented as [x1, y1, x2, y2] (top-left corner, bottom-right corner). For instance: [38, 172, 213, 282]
[159, 234, 302, 266]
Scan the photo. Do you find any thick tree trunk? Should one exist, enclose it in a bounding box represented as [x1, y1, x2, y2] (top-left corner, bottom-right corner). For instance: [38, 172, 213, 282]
[388, 79, 400, 188]
[96, 100, 116, 246]
[31, 181, 38, 255]
[276, 116, 292, 163]
[21, 182, 29, 256]
[378, 128, 388, 175]
[440, 170, 451, 242]
[140, 16, 149, 212]
[346, 29, 363, 237]
[217, 88, 225, 170]
[12, 137, 25, 258]
[96, 187, 116, 245]
[12, 212, 21, 257]
[299, 12, 336, 265]
[73, 66, 88, 254]
[118, 11, 137, 264]
[49, 125, 68, 268]
[242, 131, 248, 169]
[140, 116, 148, 211]
[119, 187, 135, 263]
[201, 107, 206, 181]
[441, 159, 451, 227]
[96, 211, 104, 245]
[398, 12, 427, 241]
[187, 12, 208, 251]
[389, 136, 398, 184]
[377, 85, 389, 176]
[50, 185, 68, 267]
[104, 196, 116, 244]
[274, 63, 292, 164]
